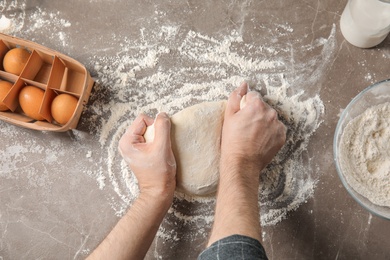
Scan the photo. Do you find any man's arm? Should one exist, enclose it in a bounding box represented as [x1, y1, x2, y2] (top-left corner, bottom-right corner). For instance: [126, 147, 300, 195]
[88, 112, 176, 260]
[208, 82, 286, 246]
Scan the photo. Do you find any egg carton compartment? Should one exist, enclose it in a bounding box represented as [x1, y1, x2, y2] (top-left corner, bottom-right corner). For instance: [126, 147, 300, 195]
[2, 63, 72, 122]
[0, 40, 31, 78]
[0, 33, 94, 131]
[60, 59, 88, 95]
[0, 39, 30, 68]
[0, 40, 9, 71]
[1, 80, 47, 122]
[0, 72, 17, 84]
[0, 78, 44, 124]
[19, 49, 53, 85]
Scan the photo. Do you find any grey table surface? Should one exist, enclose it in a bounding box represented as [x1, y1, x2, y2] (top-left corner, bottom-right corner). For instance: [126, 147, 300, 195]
[1, 0, 389, 259]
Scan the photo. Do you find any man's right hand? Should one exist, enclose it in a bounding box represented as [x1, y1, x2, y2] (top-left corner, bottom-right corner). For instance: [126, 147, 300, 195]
[220, 82, 287, 178]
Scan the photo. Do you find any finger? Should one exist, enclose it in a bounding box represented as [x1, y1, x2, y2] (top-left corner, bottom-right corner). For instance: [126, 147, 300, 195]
[225, 82, 249, 116]
[244, 91, 268, 112]
[239, 94, 248, 109]
[239, 91, 263, 110]
[131, 113, 153, 136]
[120, 114, 150, 148]
[143, 114, 155, 127]
[245, 91, 263, 103]
[151, 112, 172, 148]
[279, 121, 287, 143]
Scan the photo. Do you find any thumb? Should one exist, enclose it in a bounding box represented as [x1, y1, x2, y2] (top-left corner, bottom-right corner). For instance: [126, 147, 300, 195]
[225, 82, 249, 116]
[152, 112, 172, 148]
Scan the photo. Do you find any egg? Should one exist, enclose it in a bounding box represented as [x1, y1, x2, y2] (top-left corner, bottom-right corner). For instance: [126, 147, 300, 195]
[51, 93, 78, 125]
[19, 85, 45, 121]
[3, 48, 30, 75]
[0, 80, 13, 111]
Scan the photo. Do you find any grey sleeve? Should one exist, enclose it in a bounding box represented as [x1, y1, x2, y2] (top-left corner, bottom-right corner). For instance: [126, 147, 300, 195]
[198, 234, 268, 260]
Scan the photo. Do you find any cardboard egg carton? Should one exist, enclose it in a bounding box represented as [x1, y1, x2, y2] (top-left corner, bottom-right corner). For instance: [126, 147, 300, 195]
[0, 33, 94, 131]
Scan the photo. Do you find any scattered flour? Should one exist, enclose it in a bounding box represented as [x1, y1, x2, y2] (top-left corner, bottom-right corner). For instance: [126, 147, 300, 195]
[90, 24, 337, 230]
[0, 15, 12, 33]
[365, 73, 373, 81]
[0, 3, 71, 50]
[339, 102, 390, 207]
[0, 1, 339, 252]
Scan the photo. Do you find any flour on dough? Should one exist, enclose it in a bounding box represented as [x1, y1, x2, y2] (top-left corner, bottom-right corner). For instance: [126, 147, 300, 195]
[144, 101, 227, 196]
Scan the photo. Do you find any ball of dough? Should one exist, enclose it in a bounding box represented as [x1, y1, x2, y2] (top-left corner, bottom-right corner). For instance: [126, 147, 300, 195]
[144, 101, 227, 196]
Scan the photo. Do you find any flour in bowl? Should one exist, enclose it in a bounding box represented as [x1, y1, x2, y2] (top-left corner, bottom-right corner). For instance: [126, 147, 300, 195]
[339, 102, 390, 207]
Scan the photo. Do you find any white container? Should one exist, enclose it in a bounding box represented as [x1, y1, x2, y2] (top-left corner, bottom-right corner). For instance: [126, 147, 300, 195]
[340, 0, 390, 48]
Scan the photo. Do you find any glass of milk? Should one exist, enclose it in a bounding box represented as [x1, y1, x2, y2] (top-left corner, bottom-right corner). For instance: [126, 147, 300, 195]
[340, 0, 390, 48]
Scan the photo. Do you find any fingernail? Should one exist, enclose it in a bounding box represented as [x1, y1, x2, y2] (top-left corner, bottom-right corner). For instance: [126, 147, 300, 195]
[243, 82, 250, 92]
[157, 112, 168, 118]
[237, 82, 249, 98]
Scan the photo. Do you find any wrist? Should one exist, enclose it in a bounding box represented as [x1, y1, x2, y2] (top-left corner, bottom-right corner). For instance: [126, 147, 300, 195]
[220, 154, 262, 179]
[138, 187, 174, 209]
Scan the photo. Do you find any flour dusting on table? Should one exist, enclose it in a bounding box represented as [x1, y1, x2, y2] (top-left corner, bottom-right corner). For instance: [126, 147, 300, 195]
[0, 1, 338, 251]
[88, 24, 337, 233]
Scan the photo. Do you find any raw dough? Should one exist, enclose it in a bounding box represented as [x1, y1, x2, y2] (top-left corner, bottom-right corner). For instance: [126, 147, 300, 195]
[144, 101, 227, 196]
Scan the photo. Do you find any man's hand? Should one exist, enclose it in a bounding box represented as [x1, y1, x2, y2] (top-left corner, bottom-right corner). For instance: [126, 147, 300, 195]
[118, 112, 177, 199]
[208, 82, 286, 246]
[221, 82, 287, 176]
[88, 112, 176, 260]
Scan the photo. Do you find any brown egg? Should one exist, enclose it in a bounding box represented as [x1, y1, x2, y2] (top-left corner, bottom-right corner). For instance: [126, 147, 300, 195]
[51, 93, 78, 125]
[19, 86, 45, 121]
[0, 80, 13, 111]
[3, 48, 30, 75]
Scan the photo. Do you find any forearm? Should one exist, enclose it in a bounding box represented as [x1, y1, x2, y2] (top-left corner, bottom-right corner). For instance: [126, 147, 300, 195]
[206, 84, 285, 248]
[208, 158, 262, 246]
[88, 192, 172, 260]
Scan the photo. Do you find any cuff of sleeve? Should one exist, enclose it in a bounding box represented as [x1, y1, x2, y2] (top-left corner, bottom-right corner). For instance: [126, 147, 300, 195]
[198, 234, 268, 260]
